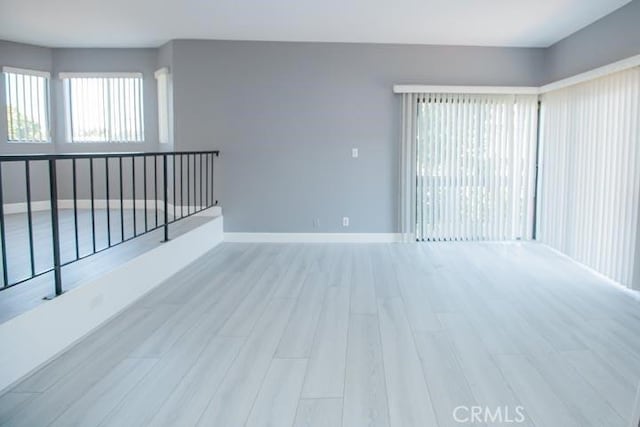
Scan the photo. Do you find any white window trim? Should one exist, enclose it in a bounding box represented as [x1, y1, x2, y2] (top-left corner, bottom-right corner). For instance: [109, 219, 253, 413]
[58, 71, 143, 79]
[2, 67, 52, 143]
[2, 66, 51, 79]
[155, 67, 172, 144]
[61, 73, 145, 143]
[393, 85, 539, 95]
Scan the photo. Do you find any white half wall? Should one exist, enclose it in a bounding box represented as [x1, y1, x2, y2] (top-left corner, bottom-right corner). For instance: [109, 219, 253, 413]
[0, 214, 223, 392]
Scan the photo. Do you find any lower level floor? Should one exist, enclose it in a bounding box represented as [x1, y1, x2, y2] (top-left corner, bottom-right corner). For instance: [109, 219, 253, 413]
[1, 242, 639, 426]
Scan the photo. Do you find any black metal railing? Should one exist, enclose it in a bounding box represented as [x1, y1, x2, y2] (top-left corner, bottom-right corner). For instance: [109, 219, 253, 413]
[0, 150, 219, 297]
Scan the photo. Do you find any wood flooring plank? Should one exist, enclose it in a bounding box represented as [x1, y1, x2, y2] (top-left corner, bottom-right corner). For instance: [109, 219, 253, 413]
[377, 297, 438, 427]
[245, 358, 308, 427]
[195, 297, 296, 426]
[495, 354, 579, 427]
[349, 247, 377, 315]
[342, 314, 389, 427]
[301, 287, 350, 398]
[147, 337, 245, 427]
[413, 331, 478, 427]
[370, 245, 400, 299]
[529, 352, 624, 427]
[218, 245, 290, 336]
[276, 272, 328, 358]
[293, 398, 343, 427]
[49, 358, 157, 427]
[437, 314, 533, 427]
[562, 349, 636, 420]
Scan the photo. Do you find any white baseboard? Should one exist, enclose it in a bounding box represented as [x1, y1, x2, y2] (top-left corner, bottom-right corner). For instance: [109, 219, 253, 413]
[224, 232, 402, 243]
[0, 215, 224, 393]
[3, 199, 221, 218]
[3, 201, 52, 214]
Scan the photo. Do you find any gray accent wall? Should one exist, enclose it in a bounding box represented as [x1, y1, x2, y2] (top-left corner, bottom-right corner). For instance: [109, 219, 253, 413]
[170, 40, 545, 232]
[544, 0, 640, 83]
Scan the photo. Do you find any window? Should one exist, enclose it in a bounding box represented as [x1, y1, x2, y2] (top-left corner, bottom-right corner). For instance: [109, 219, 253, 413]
[61, 73, 144, 142]
[3, 67, 50, 143]
[537, 67, 640, 287]
[414, 93, 539, 241]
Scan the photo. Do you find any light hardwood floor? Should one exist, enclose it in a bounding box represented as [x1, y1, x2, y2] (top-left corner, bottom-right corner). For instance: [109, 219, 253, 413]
[1, 242, 639, 426]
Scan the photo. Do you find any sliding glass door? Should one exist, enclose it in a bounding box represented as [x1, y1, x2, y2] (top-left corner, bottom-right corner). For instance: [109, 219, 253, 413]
[415, 93, 539, 241]
[537, 67, 640, 287]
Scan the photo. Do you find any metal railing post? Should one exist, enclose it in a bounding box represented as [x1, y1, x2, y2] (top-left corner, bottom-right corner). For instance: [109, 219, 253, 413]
[0, 163, 9, 288]
[163, 154, 169, 242]
[48, 159, 63, 297]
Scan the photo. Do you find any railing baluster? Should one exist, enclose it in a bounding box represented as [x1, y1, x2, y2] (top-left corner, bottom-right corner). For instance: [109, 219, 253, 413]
[163, 154, 169, 242]
[199, 153, 203, 211]
[172, 154, 176, 221]
[0, 163, 9, 288]
[119, 157, 124, 242]
[154, 155, 158, 228]
[48, 159, 62, 297]
[187, 153, 190, 215]
[180, 154, 184, 218]
[105, 158, 111, 247]
[212, 152, 217, 205]
[193, 154, 196, 212]
[132, 156, 137, 237]
[143, 155, 148, 232]
[205, 152, 209, 208]
[25, 161, 36, 275]
[90, 158, 96, 253]
[72, 159, 79, 260]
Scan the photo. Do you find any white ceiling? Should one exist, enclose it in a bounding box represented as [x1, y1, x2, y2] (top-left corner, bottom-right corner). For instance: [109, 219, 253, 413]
[0, 0, 631, 48]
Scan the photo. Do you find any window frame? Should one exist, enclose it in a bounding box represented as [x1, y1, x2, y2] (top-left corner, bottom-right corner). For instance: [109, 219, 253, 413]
[60, 72, 145, 144]
[2, 66, 52, 144]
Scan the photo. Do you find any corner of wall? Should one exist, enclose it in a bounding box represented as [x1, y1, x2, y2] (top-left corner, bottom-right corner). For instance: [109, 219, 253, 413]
[543, 0, 640, 84]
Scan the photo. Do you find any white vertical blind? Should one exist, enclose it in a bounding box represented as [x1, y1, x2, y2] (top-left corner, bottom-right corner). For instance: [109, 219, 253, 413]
[3, 68, 50, 142]
[62, 74, 144, 143]
[415, 93, 538, 241]
[537, 67, 640, 287]
[399, 93, 419, 241]
[155, 68, 172, 144]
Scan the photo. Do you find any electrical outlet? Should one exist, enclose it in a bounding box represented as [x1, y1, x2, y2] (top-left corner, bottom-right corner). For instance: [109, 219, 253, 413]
[352, 148, 359, 158]
[342, 217, 350, 227]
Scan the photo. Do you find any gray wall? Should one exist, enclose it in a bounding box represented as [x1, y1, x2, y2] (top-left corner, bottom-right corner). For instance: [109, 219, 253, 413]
[170, 40, 545, 232]
[544, 0, 640, 83]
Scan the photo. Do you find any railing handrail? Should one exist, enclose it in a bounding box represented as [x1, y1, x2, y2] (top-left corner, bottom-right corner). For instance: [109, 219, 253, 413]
[0, 150, 220, 162]
[0, 149, 220, 298]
